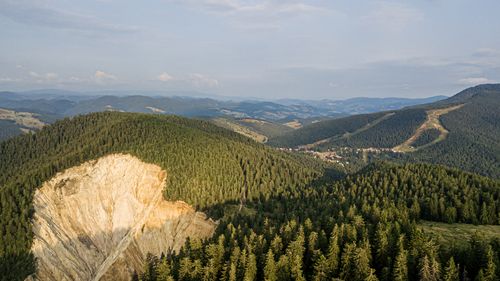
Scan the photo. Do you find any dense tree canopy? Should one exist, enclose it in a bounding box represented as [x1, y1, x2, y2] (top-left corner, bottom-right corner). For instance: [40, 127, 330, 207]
[1, 111, 499, 281]
[137, 162, 500, 281]
[0, 112, 327, 280]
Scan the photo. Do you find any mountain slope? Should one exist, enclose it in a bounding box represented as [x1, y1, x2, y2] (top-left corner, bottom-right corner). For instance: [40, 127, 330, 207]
[407, 86, 500, 178]
[0, 90, 447, 142]
[269, 84, 500, 178]
[268, 112, 388, 148]
[140, 161, 500, 281]
[0, 112, 328, 280]
[1, 111, 499, 281]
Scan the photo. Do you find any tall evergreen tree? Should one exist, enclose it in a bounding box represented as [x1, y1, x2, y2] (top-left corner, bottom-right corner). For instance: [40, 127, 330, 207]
[443, 257, 459, 281]
[393, 236, 408, 281]
[264, 249, 277, 281]
[481, 246, 497, 281]
[326, 224, 340, 278]
[244, 252, 257, 281]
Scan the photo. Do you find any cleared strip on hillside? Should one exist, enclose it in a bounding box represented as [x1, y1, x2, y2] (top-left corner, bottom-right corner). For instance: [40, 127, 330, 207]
[393, 104, 464, 152]
[299, 112, 395, 149]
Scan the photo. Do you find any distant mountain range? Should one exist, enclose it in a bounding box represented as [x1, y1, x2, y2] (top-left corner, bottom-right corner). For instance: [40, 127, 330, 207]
[1, 86, 498, 281]
[0, 90, 446, 141]
[276, 95, 446, 114]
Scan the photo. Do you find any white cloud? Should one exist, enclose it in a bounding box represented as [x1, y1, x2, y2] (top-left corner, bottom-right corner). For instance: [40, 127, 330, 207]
[94, 70, 117, 83]
[188, 73, 219, 87]
[175, 0, 328, 16]
[168, 1, 334, 30]
[29, 71, 40, 78]
[28, 71, 59, 82]
[0, 77, 20, 82]
[45, 72, 58, 80]
[156, 72, 175, 82]
[278, 3, 325, 14]
[457, 77, 496, 85]
[363, 2, 423, 32]
[0, 0, 138, 33]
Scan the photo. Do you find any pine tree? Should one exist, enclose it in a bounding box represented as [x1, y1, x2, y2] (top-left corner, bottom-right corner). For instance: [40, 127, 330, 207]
[204, 235, 226, 280]
[227, 246, 241, 281]
[244, 252, 257, 281]
[355, 242, 374, 281]
[156, 258, 174, 281]
[420, 255, 433, 281]
[142, 254, 158, 281]
[326, 224, 340, 277]
[375, 223, 389, 266]
[312, 254, 328, 281]
[264, 249, 277, 281]
[482, 246, 497, 281]
[393, 236, 408, 281]
[419, 255, 440, 281]
[287, 228, 306, 281]
[430, 256, 441, 281]
[340, 242, 357, 281]
[443, 257, 459, 281]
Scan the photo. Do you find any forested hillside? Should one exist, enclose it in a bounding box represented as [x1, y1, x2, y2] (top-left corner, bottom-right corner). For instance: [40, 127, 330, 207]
[137, 162, 500, 281]
[268, 108, 428, 149]
[326, 108, 427, 148]
[0, 120, 22, 141]
[0, 112, 329, 280]
[1, 108, 499, 281]
[269, 84, 500, 178]
[268, 112, 387, 147]
[407, 87, 500, 178]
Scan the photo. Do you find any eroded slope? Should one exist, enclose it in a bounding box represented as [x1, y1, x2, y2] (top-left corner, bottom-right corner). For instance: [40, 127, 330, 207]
[29, 154, 216, 281]
[393, 104, 464, 152]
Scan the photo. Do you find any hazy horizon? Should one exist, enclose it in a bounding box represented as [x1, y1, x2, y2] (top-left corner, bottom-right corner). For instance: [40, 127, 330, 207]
[3, 87, 455, 102]
[1, 0, 499, 99]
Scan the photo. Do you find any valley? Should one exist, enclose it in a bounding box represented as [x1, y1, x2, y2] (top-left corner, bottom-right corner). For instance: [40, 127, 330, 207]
[2, 2, 499, 280]
[0, 85, 498, 281]
[0, 91, 444, 142]
[270, 84, 500, 178]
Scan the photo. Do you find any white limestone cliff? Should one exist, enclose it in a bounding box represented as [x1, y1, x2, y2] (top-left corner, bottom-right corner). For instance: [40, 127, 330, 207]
[28, 154, 216, 281]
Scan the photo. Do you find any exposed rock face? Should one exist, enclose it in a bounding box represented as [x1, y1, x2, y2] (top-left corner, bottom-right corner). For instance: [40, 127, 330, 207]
[29, 154, 216, 281]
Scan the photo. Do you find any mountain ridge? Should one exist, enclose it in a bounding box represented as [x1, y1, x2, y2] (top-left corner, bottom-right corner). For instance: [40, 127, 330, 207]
[269, 84, 500, 178]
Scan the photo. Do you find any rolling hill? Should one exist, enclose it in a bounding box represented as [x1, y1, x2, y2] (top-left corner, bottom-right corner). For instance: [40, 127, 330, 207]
[269, 84, 500, 178]
[0, 112, 328, 280]
[1, 111, 499, 281]
[0, 90, 445, 142]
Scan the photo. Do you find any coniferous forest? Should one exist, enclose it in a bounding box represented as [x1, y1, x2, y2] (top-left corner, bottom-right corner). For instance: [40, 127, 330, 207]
[2, 0, 500, 279]
[0, 112, 499, 281]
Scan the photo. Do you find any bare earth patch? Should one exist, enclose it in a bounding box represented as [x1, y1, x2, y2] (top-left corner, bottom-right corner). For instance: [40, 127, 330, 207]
[392, 104, 464, 152]
[29, 154, 216, 281]
[283, 120, 303, 129]
[0, 108, 45, 130]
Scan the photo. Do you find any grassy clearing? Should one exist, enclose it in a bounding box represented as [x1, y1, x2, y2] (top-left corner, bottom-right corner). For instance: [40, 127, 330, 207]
[211, 117, 268, 142]
[419, 220, 500, 244]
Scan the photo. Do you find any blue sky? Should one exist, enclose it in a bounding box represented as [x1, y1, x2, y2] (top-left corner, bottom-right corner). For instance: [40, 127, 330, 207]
[0, 0, 499, 99]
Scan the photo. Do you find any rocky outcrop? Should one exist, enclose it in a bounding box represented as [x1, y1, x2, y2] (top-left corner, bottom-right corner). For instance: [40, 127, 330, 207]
[28, 154, 216, 281]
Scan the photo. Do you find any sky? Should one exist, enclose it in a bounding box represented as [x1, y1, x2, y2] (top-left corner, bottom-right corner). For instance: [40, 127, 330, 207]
[0, 0, 499, 99]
